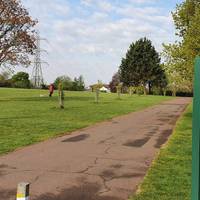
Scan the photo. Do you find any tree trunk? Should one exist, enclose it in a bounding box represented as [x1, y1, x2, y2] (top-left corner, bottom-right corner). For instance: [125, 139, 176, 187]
[136, 87, 140, 96]
[129, 89, 132, 96]
[117, 88, 121, 99]
[58, 82, 64, 109]
[148, 82, 151, 94]
[59, 90, 64, 109]
[172, 89, 176, 97]
[163, 89, 167, 96]
[95, 89, 99, 103]
[143, 85, 147, 95]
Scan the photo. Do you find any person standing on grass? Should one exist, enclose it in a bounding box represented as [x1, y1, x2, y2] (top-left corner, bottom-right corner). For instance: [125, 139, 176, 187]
[49, 84, 54, 97]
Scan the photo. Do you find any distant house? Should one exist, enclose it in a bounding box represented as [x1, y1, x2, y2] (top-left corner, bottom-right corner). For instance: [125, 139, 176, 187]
[85, 86, 91, 91]
[89, 83, 111, 92]
[100, 86, 110, 93]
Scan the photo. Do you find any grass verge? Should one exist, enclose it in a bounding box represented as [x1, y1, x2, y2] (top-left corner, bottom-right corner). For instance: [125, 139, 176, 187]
[130, 104, 192, 200]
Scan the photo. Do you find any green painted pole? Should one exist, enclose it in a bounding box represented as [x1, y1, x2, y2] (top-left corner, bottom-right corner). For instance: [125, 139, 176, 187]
[192, 56, 200, 200]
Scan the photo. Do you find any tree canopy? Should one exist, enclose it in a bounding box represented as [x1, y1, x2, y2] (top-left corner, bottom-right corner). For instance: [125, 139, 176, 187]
[11, 71, 30, 88]
[72, 75, 85, 91]
[163, 0, 200, 93]
[119, 38, 165, 93]
[54, 75, 72, 90]
[54, 75, 85, 91]
[0, 0, 37, 69]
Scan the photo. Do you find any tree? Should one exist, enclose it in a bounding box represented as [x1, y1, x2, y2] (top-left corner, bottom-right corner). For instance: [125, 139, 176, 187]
[54, 75, 73, 90]
[54, 75, 85, 91]
[119, 38, 162, 94]
[0, 71, 12, 87]
[11, 71, 30, 88]
[72, 77, 78, 91]
[163, 0, 200, 93]
[150, 66, 168, 95]
[74, 75, 85, 91]
[0, 0, 37, 69]
[58, 82, 64, 109]
[172, 0, 198, 37]
[162, 42, 192, 94]
[78, 75, 85, 90]
[109, 72, 120, 93]
[116, 83, 123, 99]
[92, 82, 103, 103]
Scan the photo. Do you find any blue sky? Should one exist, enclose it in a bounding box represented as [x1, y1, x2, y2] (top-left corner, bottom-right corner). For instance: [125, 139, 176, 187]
[21, 0, 183, 85]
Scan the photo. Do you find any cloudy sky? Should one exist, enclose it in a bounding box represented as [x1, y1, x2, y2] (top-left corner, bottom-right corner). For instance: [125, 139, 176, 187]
[21, 0, 183, 86]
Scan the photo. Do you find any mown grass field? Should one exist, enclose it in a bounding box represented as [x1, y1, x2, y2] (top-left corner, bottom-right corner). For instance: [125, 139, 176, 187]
[131, 104, 192, 200]
[0, 88, 172, 155]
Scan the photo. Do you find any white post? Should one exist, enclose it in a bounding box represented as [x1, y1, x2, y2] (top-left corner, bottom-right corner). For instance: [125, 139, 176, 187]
[16, 182, 30, 200]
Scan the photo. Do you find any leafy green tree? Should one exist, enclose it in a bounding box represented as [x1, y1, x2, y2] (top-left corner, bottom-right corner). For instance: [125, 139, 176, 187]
[72, 78, 78, 91]
[151, 67, 168, 95]
[12, 71, 30, 88]
[54, 75, 73, 90]
[75, 75, 85, 91]
[163, 0, 200, 93]
[172, 0, 198, 37]
[128, 86, 137, 95]
[54, 75, 85, 91]
[119, 38, 162, 94]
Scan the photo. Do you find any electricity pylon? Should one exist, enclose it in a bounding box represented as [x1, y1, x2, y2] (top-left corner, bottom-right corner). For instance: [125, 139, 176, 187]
[31, 31, 48, 88]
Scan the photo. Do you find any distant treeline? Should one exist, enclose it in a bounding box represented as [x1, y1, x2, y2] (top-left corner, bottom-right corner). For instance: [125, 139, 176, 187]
[0, 72, 85, 91]
[53, 75, 85, 91]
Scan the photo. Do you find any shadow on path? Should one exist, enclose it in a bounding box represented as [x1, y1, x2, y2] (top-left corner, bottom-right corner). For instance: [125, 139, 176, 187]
[33, 183, 121, 200]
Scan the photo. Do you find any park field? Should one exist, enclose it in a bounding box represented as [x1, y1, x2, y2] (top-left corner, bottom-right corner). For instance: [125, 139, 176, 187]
[0, 88, 172, 155]
[131, 104, 192, 200]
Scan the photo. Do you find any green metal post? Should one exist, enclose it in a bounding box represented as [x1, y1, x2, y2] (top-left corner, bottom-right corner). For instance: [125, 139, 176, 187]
[192, 56, 200, 200]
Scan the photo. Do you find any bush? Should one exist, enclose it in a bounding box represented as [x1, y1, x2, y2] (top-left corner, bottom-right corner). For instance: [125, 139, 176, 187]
[13, 80, 30, 88]
[0, 79, 12, 88]
[11, 72, 31, 89]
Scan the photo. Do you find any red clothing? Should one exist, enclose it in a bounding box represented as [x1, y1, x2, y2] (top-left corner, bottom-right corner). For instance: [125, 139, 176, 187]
[49, 84, 54, 93]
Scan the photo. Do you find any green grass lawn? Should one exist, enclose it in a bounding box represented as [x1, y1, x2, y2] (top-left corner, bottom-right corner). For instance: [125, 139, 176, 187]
[0, 88, 172, 155]
[130, 104, 192, 200]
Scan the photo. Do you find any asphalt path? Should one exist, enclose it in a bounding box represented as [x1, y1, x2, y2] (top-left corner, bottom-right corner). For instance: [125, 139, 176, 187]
[0, 97, 191, 200]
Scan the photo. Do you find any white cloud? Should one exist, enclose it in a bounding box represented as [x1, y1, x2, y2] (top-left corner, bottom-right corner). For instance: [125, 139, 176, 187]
[98, 1, 113, 12]
[80, 0, 93, 7]
[20, 0, 177, 85]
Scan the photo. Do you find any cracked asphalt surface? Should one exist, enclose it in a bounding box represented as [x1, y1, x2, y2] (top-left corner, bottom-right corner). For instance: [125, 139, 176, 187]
[0, 97, 191, 200]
